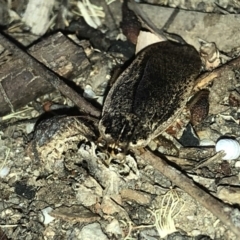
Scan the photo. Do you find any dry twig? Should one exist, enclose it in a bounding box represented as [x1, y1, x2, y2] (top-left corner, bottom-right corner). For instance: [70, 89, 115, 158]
[135, 149, 240, 237]
[193, 55, 240, 91]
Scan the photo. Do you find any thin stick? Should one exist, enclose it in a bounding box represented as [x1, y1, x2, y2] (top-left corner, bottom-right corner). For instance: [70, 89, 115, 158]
[193, 55, 240, 91]
[134, 149, 240, 237]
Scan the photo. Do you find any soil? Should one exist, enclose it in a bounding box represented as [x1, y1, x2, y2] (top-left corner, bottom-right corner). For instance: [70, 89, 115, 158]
[1, 1, 240, 240]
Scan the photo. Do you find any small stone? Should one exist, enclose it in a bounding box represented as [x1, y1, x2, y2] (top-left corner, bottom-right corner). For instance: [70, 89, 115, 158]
[191, 229, 201, 236]
[40, 207, 55, 224]
[83, 85, 96, 99]
[80, 223, 108, 240]
[235, 161, 240, 168]
[105, 219, 123, 238]
[0, 166, 10, 178]
[26, 122, 35, 134]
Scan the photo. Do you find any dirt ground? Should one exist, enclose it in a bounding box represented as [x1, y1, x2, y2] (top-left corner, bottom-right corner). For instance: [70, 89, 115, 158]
[1, 0, 240, 239]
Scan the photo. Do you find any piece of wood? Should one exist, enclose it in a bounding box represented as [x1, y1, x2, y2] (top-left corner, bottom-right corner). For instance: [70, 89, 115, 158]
[29, 32, 90, 79]
[140, 4, 240, 52]
[22, 0, 55, 36]
[0, 32, 100, 118]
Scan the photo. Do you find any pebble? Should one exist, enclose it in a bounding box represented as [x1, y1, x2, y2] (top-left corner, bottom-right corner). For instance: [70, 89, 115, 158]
[0, 166, 10, 178]
[215, 138, 240, 160]
[40, 207, 55, 224]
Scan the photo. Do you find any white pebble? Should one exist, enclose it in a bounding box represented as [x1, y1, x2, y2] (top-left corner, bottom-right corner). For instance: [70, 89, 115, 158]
[235, 161, 240, 168]
[26, 123, 35, 134]
[40, 207, 55, 224]
[191, 229, 201, 236]
[0, 166, 10, 178]
[215, 139, 240, 160]
[83, 85, 96, 99]
[199, 138, 215, 146]
[97, 96, 104, 105]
